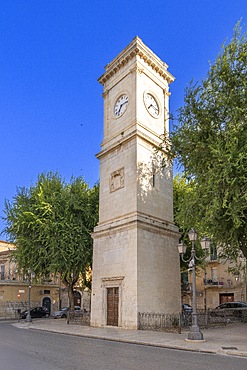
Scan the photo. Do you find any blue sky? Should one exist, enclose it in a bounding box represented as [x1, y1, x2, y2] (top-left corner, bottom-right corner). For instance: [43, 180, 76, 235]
[1, 1, 246, 235]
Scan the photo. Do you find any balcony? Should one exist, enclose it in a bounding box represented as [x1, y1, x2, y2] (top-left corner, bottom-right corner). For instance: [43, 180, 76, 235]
[204, 279, 224, 287]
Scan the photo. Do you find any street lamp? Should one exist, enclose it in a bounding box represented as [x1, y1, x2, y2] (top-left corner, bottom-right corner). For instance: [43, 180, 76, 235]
[178, 229, 210, 341]
[200, 236, 211, 312]
[25, 269, 35, 323]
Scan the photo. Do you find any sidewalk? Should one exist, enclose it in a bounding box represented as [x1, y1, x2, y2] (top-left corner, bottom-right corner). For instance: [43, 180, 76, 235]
[13, 319, 247, 358]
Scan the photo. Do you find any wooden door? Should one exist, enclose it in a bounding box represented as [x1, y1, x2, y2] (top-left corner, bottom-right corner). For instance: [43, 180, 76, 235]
[219, 293, 234, 304]
[107, 287, 119, 326]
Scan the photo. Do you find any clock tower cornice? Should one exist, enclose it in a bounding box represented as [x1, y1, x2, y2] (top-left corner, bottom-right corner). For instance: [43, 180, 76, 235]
[98, 36, 175, 85]
[96, 125, 167, 160]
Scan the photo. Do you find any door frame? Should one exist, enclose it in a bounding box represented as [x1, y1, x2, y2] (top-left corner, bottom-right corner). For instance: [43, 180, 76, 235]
[73, 290, 82, 307]
[107, 287, 119, 326]
[42, 296, 51, 314]
[219, 293, 234, 304]
[101, 276, 124, 327]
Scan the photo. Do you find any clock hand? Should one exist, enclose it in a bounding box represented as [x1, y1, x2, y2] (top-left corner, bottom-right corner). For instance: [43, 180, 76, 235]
[118, 101, 127, 113]
[117, 105, 123, 115]
[148, 104, 158, 115]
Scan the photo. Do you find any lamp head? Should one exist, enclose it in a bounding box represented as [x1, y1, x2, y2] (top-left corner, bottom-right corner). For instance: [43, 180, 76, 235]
[200, 236, 211, 250]
[188, 229, 197, 242]
[178, 242, 187, 255]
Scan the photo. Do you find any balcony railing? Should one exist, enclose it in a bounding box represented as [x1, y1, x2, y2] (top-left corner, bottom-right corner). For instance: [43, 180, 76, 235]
[0, 277, 59, 286]
[204, 279, 224, 286]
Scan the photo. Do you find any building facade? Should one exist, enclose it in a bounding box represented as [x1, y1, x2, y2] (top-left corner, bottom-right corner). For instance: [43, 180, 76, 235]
[0, 240, 60, 318]
[181, 247, 247, 310]
[0, 240, 91, 318]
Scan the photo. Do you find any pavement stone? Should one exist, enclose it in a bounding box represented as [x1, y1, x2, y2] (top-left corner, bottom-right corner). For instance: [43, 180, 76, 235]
[12, 319, 247, 358]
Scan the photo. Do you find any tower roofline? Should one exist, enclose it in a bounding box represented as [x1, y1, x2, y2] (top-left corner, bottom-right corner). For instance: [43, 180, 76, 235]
[98, 36, 175, 85]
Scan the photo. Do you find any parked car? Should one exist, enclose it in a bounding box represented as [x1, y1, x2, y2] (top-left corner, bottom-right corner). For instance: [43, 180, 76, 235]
[20, 306, 49, 319]
[211, 301, 247, 318]
[182, 304, 192, 314]
[215, 301, 247, 310]
[52, 306, 82, 319]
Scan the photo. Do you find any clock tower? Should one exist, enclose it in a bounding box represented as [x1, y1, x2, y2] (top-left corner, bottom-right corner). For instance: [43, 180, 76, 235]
[90, 37, 181, 329]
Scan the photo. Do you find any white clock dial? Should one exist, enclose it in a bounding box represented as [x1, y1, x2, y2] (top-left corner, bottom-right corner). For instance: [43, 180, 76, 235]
[144, 92, 160, 118]
[114, 94, 129, 117]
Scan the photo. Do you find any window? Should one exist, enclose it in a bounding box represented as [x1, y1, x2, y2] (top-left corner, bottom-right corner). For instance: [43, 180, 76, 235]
[211, 267, 218, 283]
[0, 265, 5, 280]
[210, 244, 217, 261]
[152, 173, 156, 187]
[181, 272, 190, 291]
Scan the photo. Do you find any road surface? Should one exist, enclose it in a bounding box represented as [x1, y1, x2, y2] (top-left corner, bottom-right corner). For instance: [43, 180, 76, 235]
[0, 321, 246, 370]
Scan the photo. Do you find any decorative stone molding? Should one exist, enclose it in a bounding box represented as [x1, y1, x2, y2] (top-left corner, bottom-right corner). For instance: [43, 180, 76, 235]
[130, 65, 144, 75]
[102, 90, 109, 98]
[98, 36, 174, 85]
[101, 276, 124, 282]
[110, 167, 124, 192]
[163, 89, 171, 96]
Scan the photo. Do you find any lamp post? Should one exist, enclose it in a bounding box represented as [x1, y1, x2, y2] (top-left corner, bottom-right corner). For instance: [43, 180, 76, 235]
[25, 269, 35, 323]
[178, 229, 210, 341]
[200, 236, 211, 312]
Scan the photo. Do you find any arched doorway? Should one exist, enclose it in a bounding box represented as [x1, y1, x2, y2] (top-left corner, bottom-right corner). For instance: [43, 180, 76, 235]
[73, 291, 81, 307]
[42, 297, 51, 314]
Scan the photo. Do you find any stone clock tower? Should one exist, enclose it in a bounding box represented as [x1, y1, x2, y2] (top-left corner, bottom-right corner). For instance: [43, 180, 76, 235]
[90, 37, 181, 329]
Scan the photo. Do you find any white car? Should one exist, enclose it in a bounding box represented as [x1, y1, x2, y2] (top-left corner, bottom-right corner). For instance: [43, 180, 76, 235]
[52, 306, 82, 318]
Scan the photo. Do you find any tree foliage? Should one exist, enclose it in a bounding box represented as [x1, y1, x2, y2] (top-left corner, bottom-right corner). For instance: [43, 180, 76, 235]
[170, 23, 247, 259]
[3, 173, 99, 308]
[173, 174, 206, 269]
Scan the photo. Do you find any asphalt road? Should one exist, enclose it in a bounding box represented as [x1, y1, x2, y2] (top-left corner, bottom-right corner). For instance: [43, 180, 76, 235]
[0, 321, 246, 370]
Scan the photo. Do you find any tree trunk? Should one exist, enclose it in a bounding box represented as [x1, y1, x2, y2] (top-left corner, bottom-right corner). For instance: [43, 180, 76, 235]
[67, 284, 74, 311]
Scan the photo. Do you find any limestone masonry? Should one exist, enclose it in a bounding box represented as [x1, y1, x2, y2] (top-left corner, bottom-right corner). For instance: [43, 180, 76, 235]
[90, 37, 181, 329]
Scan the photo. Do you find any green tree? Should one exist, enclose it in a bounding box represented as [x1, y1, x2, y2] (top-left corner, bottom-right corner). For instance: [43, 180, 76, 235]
[170, 23, 247, 259]
[173, 174, 196, 233]
[173, 174, 205, 269]
[3, 173, 99, 309]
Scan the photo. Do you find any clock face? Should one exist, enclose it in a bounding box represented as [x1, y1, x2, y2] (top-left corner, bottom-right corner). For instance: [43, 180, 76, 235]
[114, 94, 129, 117]
[144, 92, 160, 118]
